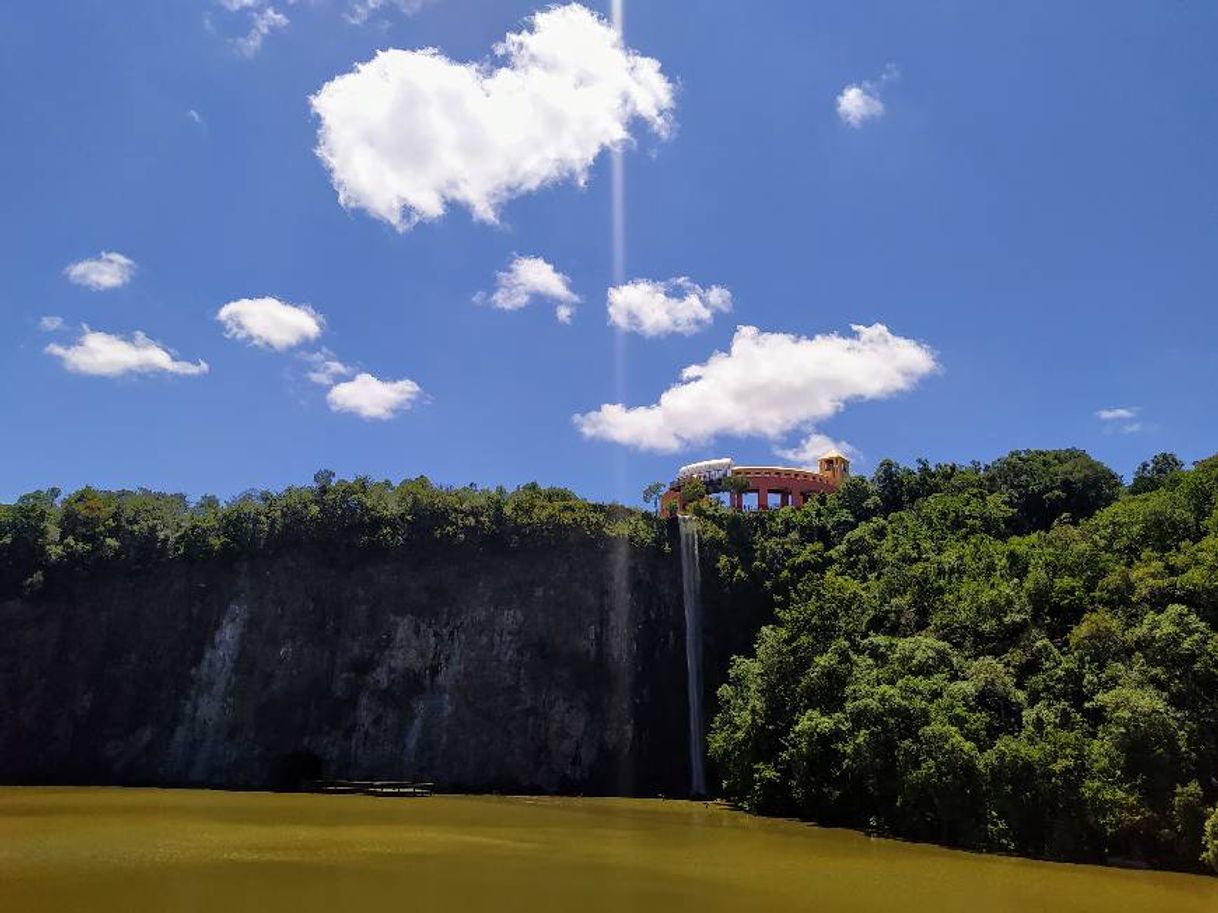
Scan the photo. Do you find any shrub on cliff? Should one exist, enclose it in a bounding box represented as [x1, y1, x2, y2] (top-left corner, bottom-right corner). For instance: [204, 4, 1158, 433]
[1204, 805, 1218, 872]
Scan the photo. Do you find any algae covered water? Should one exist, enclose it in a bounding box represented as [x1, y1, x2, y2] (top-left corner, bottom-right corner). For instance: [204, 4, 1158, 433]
[2, 788, 1216, 913]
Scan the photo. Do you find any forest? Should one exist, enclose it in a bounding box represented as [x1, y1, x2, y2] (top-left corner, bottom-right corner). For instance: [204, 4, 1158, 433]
[700, 449, 1218, 872]
[2, 448, 1216, 872]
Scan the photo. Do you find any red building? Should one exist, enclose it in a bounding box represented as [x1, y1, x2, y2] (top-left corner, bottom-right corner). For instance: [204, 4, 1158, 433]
[660, 452, 850, 514]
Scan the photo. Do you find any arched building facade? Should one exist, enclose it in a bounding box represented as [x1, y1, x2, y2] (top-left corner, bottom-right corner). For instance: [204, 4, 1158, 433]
[659, 451, 850, 514]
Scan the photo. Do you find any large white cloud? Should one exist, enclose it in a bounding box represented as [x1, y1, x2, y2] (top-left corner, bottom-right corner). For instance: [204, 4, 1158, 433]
[574, 323, 938, 452]
[46, 329, 208, 378]
[216, 297, 324, 350]
[607, 278, 731, 337]
[309, 3, 675, 230]
[476, 255, 580, 322]
[64, 252, 136, 290]
[327, 372, 422, 419]
[774, 432, 858, 468]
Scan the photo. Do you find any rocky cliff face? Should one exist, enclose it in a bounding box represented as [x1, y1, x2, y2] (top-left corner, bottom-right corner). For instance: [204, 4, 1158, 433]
[0, 537, 702, 795]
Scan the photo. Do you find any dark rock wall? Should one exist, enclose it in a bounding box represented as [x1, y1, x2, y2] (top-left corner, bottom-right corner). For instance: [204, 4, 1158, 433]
[0, 536, 715, 796]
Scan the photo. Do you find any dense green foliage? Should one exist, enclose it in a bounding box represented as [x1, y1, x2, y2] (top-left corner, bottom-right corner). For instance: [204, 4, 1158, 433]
[705, 449, 1218, 871]
[0, 473, 659, 600]
[1205, 805, 1218, 872]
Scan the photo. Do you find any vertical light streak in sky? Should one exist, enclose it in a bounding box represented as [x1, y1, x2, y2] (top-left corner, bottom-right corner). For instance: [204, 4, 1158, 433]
[610, 0, 628, 496]
[607, 0, 633, 796]
[611, 0, 626, 289]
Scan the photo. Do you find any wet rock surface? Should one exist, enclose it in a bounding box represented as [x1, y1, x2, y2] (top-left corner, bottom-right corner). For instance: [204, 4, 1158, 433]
[0, 539, 707, 795]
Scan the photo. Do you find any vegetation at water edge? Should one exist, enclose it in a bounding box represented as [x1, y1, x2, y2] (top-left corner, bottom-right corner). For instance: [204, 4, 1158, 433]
[701, 449, 1218, 872]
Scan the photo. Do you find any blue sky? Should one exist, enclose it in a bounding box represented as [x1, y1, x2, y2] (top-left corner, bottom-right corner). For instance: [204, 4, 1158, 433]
[2, 0, 1215, 505]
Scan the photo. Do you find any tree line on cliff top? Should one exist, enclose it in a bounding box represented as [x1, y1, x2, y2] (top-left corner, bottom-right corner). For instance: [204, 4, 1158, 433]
[2, 447, 1216, 872]
[692, 448, 1218, 873]
[0, 473, 656, 598]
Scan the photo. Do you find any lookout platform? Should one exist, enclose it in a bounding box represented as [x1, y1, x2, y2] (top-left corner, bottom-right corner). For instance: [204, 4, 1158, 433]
[660, 452, 850, 514]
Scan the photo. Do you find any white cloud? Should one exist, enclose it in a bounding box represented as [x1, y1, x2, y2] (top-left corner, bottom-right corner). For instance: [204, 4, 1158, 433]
[836, 65, 898, 128]
[217, 297, 324, 351]
[607, 277, 731, 337]
[476, 255, 580, 321]
[301, 350, 354, 385]
[64, 251, 136, 290]
[774, 432, 858, 468]
[574, 323, 938, 453]
[309, 3, 675, 230]
[1097, 407, 1146, 434]
[187, 109, 204, 126]
[327, 372, 422, 419]
[836, 85, 884, 127]
[235, 6, 288, 56]
[346, 0, 434, 24]
[39, 316, 64, 332]
[46, 328, 208, 378]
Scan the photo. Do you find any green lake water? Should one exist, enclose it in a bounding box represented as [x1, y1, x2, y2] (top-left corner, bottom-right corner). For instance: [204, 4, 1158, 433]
[2, 787, 1216, 912]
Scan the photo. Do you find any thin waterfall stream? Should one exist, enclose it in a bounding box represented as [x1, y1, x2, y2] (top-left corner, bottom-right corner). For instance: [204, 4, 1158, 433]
[677, 515, 707, 796]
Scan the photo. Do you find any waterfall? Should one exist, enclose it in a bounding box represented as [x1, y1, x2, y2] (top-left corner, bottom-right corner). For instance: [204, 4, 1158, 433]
[678, 515, 707, 796]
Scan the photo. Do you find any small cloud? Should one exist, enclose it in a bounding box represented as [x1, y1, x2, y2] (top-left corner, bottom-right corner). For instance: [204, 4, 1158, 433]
[345, 0, 435, 24]
[774, 431, 858, 468]
[235, 6, 288, 57]
[836, 86, 884, 127]
[213, 1, 288, 57]
[301, 349, 354, 385]
[64, 251, 136, 290]
[39, 316, 65, 332]
[187, 109, 204, 127]
[217, 297, 325, 351]
[607, 277, 731, 337]
[1097, 406, 1147, 434]
[327, 372, 422, 420]
[476, 255, 580, 321]
[836, 64, 898, 128]
[46, 328, 208, 377]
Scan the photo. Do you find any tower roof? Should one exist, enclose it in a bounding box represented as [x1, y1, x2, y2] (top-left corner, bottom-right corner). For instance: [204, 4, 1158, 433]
[820, 449, 849, 461]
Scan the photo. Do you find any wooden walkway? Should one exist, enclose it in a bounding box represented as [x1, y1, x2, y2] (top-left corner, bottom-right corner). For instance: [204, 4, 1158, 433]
[305, 780, 434, 798]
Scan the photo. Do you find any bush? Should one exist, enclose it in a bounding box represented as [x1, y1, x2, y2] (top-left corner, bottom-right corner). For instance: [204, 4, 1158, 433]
[1204, 805, 1218, 872]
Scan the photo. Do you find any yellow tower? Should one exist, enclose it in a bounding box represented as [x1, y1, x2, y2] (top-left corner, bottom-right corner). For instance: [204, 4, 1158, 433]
[818, 450, 851, 487]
